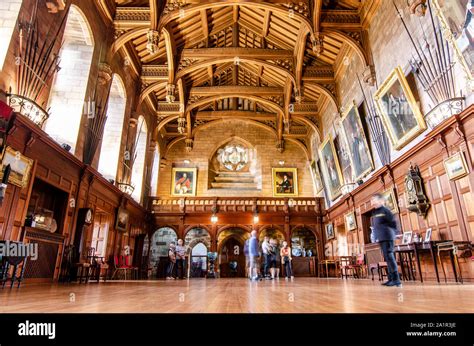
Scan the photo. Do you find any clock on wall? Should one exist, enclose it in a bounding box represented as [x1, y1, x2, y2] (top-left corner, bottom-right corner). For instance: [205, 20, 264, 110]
[405, 164, 430, 218]
[79, 208, 93, 226]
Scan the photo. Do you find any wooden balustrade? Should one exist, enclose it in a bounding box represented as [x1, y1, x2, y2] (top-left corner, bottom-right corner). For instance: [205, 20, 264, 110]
[149, 197, 325, 215]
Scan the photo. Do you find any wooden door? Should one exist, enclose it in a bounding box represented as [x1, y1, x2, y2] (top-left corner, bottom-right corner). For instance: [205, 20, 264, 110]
[219, 237, 245, 277]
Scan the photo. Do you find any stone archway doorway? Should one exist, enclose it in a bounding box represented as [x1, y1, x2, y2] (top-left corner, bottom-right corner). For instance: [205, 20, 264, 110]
[217, 227, 250, 278]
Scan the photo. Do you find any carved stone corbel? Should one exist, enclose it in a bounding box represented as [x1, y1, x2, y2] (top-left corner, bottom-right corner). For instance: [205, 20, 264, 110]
[362, 65, 376, 86]
[409, 0, 427, 17]
[185, 138, 194, 152]
[98, 63, 113, 86]
[276, 139, 285, 153]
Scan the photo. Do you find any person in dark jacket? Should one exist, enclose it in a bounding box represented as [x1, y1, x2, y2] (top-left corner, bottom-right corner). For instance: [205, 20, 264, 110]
[371, 193, 402, 287]
[249, 230, 260, 281]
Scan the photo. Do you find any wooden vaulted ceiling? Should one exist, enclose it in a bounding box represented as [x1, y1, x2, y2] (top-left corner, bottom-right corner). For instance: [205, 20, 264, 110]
[110, 0, 379, 154]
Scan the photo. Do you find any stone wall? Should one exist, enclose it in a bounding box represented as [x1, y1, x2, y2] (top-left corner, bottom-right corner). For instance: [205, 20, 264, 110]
[157, 120, 314, 197]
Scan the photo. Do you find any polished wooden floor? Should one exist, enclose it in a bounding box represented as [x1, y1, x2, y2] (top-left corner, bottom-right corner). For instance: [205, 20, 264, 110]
[1, 278, 472, 313]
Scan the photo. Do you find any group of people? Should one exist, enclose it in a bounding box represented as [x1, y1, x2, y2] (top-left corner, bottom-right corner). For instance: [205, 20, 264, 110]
[245, 230, 294, 281]
[166, 239, 187, 280]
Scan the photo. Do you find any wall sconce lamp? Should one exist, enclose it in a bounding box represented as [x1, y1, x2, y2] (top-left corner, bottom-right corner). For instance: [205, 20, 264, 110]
[211, 213, 218, 224]
[253, 211, 259, 224]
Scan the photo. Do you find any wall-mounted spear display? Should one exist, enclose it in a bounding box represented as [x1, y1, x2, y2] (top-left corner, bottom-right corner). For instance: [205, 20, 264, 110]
[82, 63, 113, 165]
[117, 117, 146, 195]
[357, 76, 391, 166]
[394, 0, 465, 129]
[7, 0, 69, 127]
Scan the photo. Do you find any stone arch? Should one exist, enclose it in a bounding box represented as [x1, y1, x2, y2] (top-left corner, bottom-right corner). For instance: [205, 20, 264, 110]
[184, 224, 212, 236]
[184, 227, 211, 253]
[216, 226, 251, 253]
[148, 226, 178, 276]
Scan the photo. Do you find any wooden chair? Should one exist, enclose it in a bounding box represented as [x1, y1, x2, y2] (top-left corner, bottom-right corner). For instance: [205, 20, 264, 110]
[354, 254, 366, 278]
[124, 255, 138, 280]
[339, 256, 360, 279]
[89, 257, 109, 283]
[112, 255, 138, 280]
[111, 255, 129, 280]
[75, 247, 95, 284]
[437, 241, 463, 284]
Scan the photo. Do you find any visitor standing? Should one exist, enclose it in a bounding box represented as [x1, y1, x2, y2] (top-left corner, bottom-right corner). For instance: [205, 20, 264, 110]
[166, 242, 176, 280]
[249, 230, 260, 281]
[280, 241, 293, 280]
[261, 236, 272, 279]
[371, 193, 401, 287]
[175, 239, 186, 279]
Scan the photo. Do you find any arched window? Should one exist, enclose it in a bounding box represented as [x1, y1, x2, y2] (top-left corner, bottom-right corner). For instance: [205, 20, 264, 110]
[45, 5, 94, 153]
[131, 116, 148, 201]
[150, 144, 160, 196]
[0, 0, 22, 70]
[98, 74, 126, 181]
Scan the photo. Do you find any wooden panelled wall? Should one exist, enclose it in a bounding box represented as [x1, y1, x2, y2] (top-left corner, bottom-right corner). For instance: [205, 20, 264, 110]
[325, 105, 474, 281]
[150, 196, 325, 257]
[1, 114, 148, 280]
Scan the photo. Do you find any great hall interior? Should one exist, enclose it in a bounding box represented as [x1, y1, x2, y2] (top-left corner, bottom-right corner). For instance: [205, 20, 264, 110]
[0, 0, 474, 315]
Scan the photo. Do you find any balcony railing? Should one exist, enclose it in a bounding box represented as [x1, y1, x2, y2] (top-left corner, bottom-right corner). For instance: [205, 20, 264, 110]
[7, 93, 49, 127]
[150, 196, 325, 215]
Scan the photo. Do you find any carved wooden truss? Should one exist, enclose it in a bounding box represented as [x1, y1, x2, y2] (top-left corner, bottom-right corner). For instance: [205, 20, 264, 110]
[108, 0, 380, 153]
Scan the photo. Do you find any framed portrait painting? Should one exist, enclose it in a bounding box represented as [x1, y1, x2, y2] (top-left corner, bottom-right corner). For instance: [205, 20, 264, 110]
[444, 151, 469, 180]
[171, 167, 197, 196]
[325, 223, 335, 240]
[374, 66, 427, 150]
[381, 188, 399, 214]
[309, 160, 323, 194]
[319, 136, 344, 200]
[272, 168, 298, 197]
[432, 0, 474, 87]
[0, 146, 34, 188]
[341, 102, 374, 180]
[115, 207, 129, 232]
[344, 212, 357, 231]
[402, 231, 413, 244]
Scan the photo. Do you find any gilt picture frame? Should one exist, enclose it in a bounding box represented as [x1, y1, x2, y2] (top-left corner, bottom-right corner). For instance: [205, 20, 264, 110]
[325, 223, 335, 240]
[344, 211, 357, 231]
[171, 167, 197, 196]
[341, 101, 374, 181]
[0, 146, 34, 188]
[272, 167, 298, 197]
[319, 136, 344, 201]
[309, 160, 324, 194]
[431, 0, 474, 89]
[381, 188, 399, 214]
[374, 66, 427, 150]
[444, 151, 469, 180]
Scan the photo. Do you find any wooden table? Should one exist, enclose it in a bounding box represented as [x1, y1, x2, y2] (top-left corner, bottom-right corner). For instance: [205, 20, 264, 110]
[395, 240, 472, 283]
[318, 259, 339, 278]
